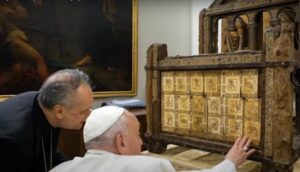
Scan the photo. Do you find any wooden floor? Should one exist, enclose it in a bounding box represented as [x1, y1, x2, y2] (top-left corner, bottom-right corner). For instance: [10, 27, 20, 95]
[143, 145, 300, 172]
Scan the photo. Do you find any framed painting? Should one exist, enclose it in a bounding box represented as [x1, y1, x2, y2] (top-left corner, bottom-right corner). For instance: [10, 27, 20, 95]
[0, 0, 137, 98]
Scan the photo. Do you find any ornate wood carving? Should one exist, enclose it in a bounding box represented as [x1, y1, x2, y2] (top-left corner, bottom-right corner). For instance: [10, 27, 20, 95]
[264, 68, 274, 157]
[272, 67, 294, 164]
[146, 0, 300, 170]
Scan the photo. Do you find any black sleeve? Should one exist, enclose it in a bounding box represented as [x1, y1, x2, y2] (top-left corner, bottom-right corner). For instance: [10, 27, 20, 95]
[53, 147, 68, 167]
[0, 136, 18, 172]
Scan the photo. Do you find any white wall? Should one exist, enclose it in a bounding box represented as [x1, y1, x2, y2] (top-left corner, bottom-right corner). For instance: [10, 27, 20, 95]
[135, 0, 213, 100]
[136, 0, 191, 102]
[94, 0, 213, 105]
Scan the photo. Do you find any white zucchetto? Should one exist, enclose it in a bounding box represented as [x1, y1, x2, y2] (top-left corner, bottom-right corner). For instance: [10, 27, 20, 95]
[84, 106, 125, 143]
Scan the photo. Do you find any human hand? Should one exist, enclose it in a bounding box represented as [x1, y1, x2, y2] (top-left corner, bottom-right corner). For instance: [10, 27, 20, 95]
[225, 136, 256, 167]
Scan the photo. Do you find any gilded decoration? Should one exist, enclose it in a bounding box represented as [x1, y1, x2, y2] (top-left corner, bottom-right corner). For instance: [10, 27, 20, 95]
[224, 76, 240, 94]
[176, 77, 188, 93]
[222, 70, 241, 97]
[175, 72, 189, 93]
[162, 72, 175, 92]
[244, 121, 261, 146]
[265, 9, 297, 62]
[162, 77, 174, 92]
[147, 0, 299, 169]
[163, 95, 175, 110]
[162, 111, 176, 132]
[225, 119, 243, 139]
[159, 53, 262, 67]
[272, 68, 294, 163]
[191, 96, 206, 113]
[204, 72, 221, 97]
[241, 70, 258, 98]
[264, 68, 274, 156]
[205, 77, 219, 94]
[207, 97, 222, 115]
[190, 72, 204, 94]
[225, 97, 244, 141]
[206, 0, 280, 16]
[191, 115, 207, 133]
[177, 95, 190, 111]
[244, 99, 261, 146]
[178, 113, 190, 130]
[244, 99, 261, 120]
[226, 98, 243, 117]
[160, 69, 260, 143]
[164, 112, 175, 128]
[208, 117, 222, 135]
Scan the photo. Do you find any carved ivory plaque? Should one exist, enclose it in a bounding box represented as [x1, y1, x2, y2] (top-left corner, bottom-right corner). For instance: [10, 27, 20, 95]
[191, 96, 205, 113]
[190, 72, 204, 93]
[207, 97, 221, 114]
[161, 69, 260, 145]
[162, 72, 175, 92]
[208, 117, 222, 134]
[224, 98, 244, 140]
[191, 115, 207, 134]
[178, 113, 190, 130]
[162, 111, 176, 132]
[163, 95, 175, 110]
[177, 95, 190, 111]
[241, 70, 258, 98]
[204, 71, 221, 97]
[227, 98, 243, 116]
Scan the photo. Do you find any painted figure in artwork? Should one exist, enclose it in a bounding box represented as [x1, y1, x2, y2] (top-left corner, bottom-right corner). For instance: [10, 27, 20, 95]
[0, 0, 49, 94]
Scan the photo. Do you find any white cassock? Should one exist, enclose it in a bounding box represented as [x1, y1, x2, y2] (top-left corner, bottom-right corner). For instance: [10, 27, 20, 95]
[50, 149, 236, 172]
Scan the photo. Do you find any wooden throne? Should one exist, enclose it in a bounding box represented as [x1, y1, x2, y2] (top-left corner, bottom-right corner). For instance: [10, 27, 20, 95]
[145, 0, 300, 171]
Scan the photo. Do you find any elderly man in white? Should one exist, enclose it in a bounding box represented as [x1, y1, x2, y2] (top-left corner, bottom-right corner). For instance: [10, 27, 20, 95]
[50, 106, 255, 172]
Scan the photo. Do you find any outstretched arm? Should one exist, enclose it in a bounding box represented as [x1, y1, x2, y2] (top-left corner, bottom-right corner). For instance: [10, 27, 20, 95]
[180, 136, 255, 172]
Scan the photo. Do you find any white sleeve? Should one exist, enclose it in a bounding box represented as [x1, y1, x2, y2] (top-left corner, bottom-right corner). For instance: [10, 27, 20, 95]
[179, 159, 236, 172]
[137, 157, 177, 172]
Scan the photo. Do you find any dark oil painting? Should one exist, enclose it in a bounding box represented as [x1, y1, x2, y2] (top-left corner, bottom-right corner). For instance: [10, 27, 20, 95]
[0, 0, 137, 97]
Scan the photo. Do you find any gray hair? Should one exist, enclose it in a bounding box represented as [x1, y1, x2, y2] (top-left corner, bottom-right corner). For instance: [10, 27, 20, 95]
[85, 113, 129, 150]
[37, 69, 91, 109]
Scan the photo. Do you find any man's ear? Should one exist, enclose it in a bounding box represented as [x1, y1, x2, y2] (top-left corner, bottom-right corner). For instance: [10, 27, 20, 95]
[115, 132, 127, 155]
[53, 104, 64, 120]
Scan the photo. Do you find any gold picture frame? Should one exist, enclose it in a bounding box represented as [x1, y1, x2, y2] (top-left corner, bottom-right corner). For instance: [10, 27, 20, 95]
[0, 0, 137, 98]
